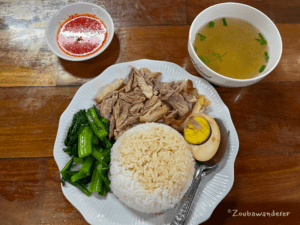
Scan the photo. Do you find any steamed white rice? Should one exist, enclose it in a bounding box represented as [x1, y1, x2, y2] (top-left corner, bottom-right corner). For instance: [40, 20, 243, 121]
[109, 123, 195, 213]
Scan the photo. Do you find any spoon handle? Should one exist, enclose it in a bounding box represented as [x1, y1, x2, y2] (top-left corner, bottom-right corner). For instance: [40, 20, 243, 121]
[170, 165, 205, 225]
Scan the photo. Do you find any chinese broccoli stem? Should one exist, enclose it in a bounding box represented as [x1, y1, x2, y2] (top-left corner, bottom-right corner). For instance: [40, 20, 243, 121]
[81, 156, 95, 174]
[78, 125, 93, 158]
[92, 147, 106, 164]
[61, 171, 92, 196]
[101, 137, 113, 149]
[86, 108, 108, 139]
[71, 156, 94, 182]
[89, 162, 103, 193]
[60, 158, 73, 174]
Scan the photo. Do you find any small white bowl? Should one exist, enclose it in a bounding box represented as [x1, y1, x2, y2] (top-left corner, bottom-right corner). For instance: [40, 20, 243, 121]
[188, 3, 282, 87]
[45, 2, 114, 61]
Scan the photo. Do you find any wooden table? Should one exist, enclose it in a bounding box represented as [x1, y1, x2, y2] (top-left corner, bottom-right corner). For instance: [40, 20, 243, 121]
[1, 0, 299, 224]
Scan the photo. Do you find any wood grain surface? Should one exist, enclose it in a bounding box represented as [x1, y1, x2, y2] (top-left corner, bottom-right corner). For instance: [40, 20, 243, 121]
[1, 24, 300, 86]
[0, 0, 300, 224]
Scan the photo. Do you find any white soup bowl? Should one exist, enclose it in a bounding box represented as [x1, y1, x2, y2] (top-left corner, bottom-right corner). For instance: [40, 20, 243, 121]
[188, 3, 282, 87]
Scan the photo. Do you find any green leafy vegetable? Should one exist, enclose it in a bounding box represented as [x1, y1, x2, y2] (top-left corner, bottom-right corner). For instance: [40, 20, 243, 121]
[61, 107, 113, 197]
[109, 136, 116, 145]
[64, 110, 88, 147]
[99, 187, 108, 197]
[73, 157, 84, 163]
[100, 137, 113, 149]
[61, 171, 92, 196]
[92, 105, 110, 134]
[70, 156, 94, 182]
[255, 33, 267, 45]
[197, 33, 206, 41]
[97, 160, 109, 172]
[61, 171, 76, 186]
[100, 148, 111, 156]
[259, 65, 266, 72]
[194, 46, 197, 52]
[79, 174, 93, 185]
[100, 117, 110, 134]
[91, 134, 99, 145]
[222, 18, 227, 26]
[264, 52, 269, 62]
[208, 21, 215, 28]
[63, 143, 78, 157]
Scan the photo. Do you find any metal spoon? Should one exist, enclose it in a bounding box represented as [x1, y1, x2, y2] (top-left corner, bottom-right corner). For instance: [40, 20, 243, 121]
[170, 118, 229, 225]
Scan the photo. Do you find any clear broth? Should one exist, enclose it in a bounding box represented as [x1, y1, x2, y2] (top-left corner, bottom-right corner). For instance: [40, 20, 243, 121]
[194, 18, 269, 79]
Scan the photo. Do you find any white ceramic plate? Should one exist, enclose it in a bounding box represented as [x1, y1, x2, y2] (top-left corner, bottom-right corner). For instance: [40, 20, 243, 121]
[53, 59, 239, 225]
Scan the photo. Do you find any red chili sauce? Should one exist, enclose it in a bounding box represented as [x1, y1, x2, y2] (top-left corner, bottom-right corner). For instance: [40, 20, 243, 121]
[57, 13, 107, 57]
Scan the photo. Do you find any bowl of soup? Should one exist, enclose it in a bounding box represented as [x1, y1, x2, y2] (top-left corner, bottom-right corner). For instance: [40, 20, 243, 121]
[45, 2, 114, 61]
[188, 3, 282, 87]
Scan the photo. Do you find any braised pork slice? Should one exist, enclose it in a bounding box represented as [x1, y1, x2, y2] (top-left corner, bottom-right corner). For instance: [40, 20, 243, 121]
[95, 66, 210, 140]
[124, 71, 134, 93]
[140, 95, 159, 114]
[114, 124, 133, 139]
[160, 89, 176, 101]
[139, 68, 153, 87]
[181, 91, 197, 103]
[186, 101, 194, 111]
[159, 82, 173, 96]
[117, 116, 138, 132]
[109, 115, 115, 139]
[130, 66, 153, 99]
[132, 74, 138, 89]
[119, 90, 146, 104]
[140, 67, 162, 80]
[152, 77, 162, 90]
[171, 80, 183, 89]
[113, 99, 122, 119]
[148, 71, 162, 79]
[140, 67, 151, 78]
[140, 103, 171, 123]
[99, 94, 118, 119]
[116, 100, 131, 129]
[166, 109, 178, 119]
[129, 102, 144, 115]
[167, 92, 189, 117]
